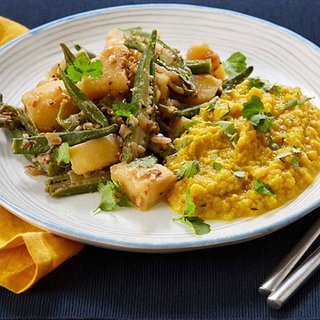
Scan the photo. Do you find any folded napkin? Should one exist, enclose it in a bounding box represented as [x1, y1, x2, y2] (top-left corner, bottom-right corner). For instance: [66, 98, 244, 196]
[0, 17, 84, 294]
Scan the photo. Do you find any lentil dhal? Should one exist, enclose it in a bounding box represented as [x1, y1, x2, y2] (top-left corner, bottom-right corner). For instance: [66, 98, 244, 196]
[166, 81, 320, 220]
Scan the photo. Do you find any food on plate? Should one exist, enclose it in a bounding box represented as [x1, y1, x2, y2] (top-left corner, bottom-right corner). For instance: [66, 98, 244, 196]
[1, 27, 319, 235]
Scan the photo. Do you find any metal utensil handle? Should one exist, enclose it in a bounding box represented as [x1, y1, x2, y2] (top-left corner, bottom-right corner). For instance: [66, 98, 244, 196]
[259, 217, 320, 295]
[266, 245, 320, 309]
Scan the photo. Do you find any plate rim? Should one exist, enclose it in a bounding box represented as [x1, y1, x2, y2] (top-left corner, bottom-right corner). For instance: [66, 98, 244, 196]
[1, 3, 320, 252]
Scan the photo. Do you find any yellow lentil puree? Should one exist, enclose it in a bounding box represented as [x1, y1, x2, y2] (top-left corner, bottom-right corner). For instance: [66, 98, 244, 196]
[165, 81, 320, 220]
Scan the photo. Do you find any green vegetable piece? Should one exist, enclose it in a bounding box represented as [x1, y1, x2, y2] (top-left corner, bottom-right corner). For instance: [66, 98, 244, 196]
[242, 96, 274, 133]
[218, 121, 237, 145]
[112, 102, 140, 117]
[186, 59, 212, 75]
[46, 170, 110, 197]
[291, 145, 302, 154]
[286, 97, 313, 108]
[206, 96, 220, 112]
[59, 68, 109, 127]
[12, 124, 118, 156]
[128, 155, 157, 168]
[74, 44, 97, 59]
[65, 52, 103, 83]
[276, 145, 302, 159]
[52, 142, 70, 165]
[222, 66, 253, 91]
[176, 137, 189, 150]
[213, 162, 222, 171]
[248, 77, 282, 93]
[173, 189, 211, 235]
[175, 105, 201, 118]
[267, 136, 281, 150]
[223, 51, 247, 76]
[60, 43, 76, 65]
[172, 121, 195, 139]
[292, 156, 299, 172]
[175, 160, 199, 179]
[242, 95, 264, 119]
[252, 179, 274, 196]
[233, 170, 245, 178]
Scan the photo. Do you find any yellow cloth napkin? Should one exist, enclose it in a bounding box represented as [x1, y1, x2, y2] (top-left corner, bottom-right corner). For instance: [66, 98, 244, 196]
[0, 17, 84, 294]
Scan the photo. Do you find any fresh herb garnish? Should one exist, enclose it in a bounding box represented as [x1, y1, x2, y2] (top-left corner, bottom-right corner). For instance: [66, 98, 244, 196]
[52, 142, 70, 165]
[218, 121, 237, 146]
[94, 181, 132, 213]
[248, 77, 282, 93]
[128, 155, 157, 168]
[213, 162, 222, 171]
[211, 153, 218, 161]
[233, 170, 245, 178]
[252, 179, 274, 196]
[176, 137, 189, 150]
[205, 96, 220, 111]
[66, 52, 103, 83]
[175, 160, 199, 179]
[173, 121, 195, 139]
[242, 95, 274, 133]
[173, 189, 211, 235]
[112, 102, 139, 117]
[267, 136, 281, 150]
[276, 145, 302, 159]
[292, 156, 299, 172]
[285, 97, 313, 108]
[223, 52, 247, 76]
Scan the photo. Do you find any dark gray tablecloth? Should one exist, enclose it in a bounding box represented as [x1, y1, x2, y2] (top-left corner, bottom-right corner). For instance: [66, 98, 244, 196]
[1, 0, 320, 319]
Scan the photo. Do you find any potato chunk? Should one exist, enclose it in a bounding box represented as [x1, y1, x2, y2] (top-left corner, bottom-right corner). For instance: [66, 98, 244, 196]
[22, 80, 78, 132]
[111, 163, 176, 211]
[187, 42, 225, 80]
[78, 44, 130, 100]
[69, 135, 121, 175]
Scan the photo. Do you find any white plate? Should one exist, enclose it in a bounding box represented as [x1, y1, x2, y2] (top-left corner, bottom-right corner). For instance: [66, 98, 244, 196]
[1, 4, 320, 252]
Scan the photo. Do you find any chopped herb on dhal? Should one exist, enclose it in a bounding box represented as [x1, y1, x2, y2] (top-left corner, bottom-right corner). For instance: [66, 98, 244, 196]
[175, 160, 199, 179]
[252, 179, 274, 196]
[128, 155, 157, 168]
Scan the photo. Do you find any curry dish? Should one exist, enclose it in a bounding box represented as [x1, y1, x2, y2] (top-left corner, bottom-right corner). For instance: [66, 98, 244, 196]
[1, 27, 319, 234]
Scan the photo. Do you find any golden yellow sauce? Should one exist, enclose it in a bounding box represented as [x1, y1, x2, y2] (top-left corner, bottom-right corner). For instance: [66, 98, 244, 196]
[166, 81, 320, 220]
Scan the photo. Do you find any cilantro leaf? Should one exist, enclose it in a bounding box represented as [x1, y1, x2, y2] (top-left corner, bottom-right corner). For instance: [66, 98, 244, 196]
[291, 145, 302, 154]
[249, 113, 274, 133]
[176, 137, 189, 150]
[242, 95, 264, 119]
[205, 96, 220, 111]
[286, 97, 313, 108]
[175, 160, 199, 179]
[252, 179, 274, 196]
[94, 181, 131, 213]
[248, 77, 282, 93]
[218, 121, 237, 145]
[242, 96, 274, 133]
[66, 52, 103, 83]
[223, 52, 247, 76]
[292, 156, 299, 172]
[173, 121, 195, 139]
[233, 170, 245, 178]
[52, 142, 70, 165]
[267, 136, 281, 150]
[276, 145, 302, 159]
[128, 155, 157, 168]
[213, 162, 222, 171]
[95, 182, 118, 212]
[173, 189, 211, 235]
[112, 102, 139, 117]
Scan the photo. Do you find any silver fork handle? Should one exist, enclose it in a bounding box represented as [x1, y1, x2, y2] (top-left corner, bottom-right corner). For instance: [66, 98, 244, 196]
[259, 217, 320, 295]
[267, 245, 320, 309]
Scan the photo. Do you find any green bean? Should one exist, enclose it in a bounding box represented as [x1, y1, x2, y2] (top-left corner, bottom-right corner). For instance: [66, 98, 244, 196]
[12, 124, 118, 156]
[222, 66, 254, 91]
[186, 60, 212, 75]
[56, 100, 86, 131]
[158, 103, 201, 118]
[60, 43, 76, 65]
[74, 44, 97, 59]
[46, 170, 110, 197]
[121, 30, 157, 163]
[59, 69, 109, 127]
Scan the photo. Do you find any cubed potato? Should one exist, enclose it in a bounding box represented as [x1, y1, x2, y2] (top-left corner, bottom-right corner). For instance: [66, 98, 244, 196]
[186, 42, 225, 80]
[179, 75, 222, 105]
[78, 44, 130, 100]
[111, 162, 176, 210]
[22, 80, 78, 132]
[69, 135, 121, 175]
